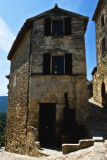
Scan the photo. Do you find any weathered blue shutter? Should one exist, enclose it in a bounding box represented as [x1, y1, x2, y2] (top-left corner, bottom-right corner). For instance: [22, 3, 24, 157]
[64, 18, 71, 35]
[65, 54, 72, 75]
[44, 18, 51, 36]
[43, 54, 50, 75]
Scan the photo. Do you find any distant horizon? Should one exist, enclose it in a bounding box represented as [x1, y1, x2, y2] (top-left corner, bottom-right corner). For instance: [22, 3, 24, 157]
[0, 0, 99, 96]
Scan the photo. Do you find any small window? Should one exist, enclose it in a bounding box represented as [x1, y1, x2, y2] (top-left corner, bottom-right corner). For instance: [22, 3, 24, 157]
[52, 56, 64, 75]
[52, 21, 63, 36]
[101, 14, 104, 27]
[102, 38, 106, 55]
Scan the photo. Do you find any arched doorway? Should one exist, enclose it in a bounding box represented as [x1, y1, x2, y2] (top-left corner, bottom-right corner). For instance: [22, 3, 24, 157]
[101, 82, 107, 107]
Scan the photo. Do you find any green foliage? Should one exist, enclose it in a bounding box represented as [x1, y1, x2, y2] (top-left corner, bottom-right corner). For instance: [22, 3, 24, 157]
[0, 96, 8, 113]
[0, 113, 6, 143]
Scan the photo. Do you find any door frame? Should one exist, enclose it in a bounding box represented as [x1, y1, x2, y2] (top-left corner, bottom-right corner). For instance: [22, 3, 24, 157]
[39, 103, 56, 146]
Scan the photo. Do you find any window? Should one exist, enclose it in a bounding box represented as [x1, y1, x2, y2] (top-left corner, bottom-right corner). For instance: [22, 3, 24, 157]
[101, 14, 104, 27]
[43, 54, 72, 75]
[52, 56, 64, 75]
[102, 38, 106, 55]
[44, 18, 71, 36]
[52, 21, 63, 36]
[102, 82, 106, 99]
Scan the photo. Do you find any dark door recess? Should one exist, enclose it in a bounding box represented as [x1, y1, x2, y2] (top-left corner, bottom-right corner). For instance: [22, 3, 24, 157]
[39, 103, 56, 146]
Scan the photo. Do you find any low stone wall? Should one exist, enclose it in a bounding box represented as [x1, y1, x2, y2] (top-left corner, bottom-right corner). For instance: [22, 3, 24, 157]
[62, 137, 104, 154]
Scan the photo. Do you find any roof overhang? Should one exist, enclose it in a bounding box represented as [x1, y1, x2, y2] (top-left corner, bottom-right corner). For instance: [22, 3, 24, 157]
[5, 75, 10, 79]
[91, 67, 97, 75]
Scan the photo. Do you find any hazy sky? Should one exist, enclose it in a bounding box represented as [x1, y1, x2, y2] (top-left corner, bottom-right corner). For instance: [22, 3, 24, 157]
[0, 0, 99, 96]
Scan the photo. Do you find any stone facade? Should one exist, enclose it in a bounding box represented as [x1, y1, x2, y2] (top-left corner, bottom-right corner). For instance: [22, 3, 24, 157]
[6, 5, 89, 156]
[92, 0, 107, 106]
[6, 30, 31, 154]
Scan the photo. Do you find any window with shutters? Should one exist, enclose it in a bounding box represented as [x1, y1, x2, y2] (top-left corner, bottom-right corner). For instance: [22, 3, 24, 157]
[102, 38, 106, 56]
[44, 17, 71, 36]
[43, 54, 72, 75]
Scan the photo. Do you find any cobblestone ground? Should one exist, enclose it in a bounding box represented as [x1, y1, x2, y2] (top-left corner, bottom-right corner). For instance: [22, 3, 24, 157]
[104, 141, 107, 159]
[0, 147, 93, 160]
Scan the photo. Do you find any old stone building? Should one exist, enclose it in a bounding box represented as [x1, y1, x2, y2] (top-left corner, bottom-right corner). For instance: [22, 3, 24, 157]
[92, 0, 107, 106]
[6, 5, 89, 156]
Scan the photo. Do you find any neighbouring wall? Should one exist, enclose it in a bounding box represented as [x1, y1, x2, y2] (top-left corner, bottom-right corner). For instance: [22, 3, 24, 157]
[93, 0, 107, 105]
[6, 30, 31, 154]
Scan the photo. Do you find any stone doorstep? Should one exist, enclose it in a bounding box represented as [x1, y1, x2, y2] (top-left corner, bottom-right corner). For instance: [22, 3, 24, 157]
[62, 137, 104, 154]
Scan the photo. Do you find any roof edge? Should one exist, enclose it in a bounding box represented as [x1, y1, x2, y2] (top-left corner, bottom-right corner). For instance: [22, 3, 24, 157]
[92, 0, 104, 21]
[8, 5, 89, 60]
[8, 20, 32, 60]
[91, 66, 97, 75]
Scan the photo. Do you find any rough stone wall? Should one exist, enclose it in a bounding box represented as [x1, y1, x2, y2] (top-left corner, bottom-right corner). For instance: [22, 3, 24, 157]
[27, 13, 88, 144]
[6, 30, 31, 154]
[31, 15, 86, 75]
[93, 0, 107, 105]
[28, 75, 88, 143]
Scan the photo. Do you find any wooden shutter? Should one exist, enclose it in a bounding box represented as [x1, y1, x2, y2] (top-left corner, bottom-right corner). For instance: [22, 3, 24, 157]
[43, 54, 50, 75]
[44, 18, 51, 36]
[65, 54, 72, 75]
[64, 18, 71, 35]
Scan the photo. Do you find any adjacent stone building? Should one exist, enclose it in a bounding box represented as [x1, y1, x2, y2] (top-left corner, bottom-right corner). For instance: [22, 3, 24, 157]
[6, 5, 89, 156]
[92, 0, 107, 106]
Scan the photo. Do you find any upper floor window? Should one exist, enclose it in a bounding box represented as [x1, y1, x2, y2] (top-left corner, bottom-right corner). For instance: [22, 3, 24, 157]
[102, 38, 106, 56]
[44, 18, 71, 36]
[43, 54, 72, 75]
[52, 21, 63, 36]
[101, 14, 104, 27]
[52, 56, 64, 75]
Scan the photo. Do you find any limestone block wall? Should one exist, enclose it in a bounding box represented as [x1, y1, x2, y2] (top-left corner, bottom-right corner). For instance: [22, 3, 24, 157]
[31, 15, 87, 75]
[28, 13, 88, 144]
[6, 30, 31, 154]
[28, 75, 88, 143]
[95, 0, 107, 64]
[93, 0, 107, 105]
[93, 63, 107, 104]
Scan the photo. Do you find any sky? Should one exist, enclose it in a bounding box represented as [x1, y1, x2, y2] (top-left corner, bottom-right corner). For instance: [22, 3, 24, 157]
[0, 0, 99, 96]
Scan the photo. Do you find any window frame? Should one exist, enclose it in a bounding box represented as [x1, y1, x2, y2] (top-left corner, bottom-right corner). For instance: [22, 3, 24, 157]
[52, 20, 64, 36]
[51, 55, 65, 75]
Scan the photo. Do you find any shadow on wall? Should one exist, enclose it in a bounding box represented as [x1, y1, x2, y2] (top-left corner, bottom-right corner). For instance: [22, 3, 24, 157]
[87, 100, 107, 140]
